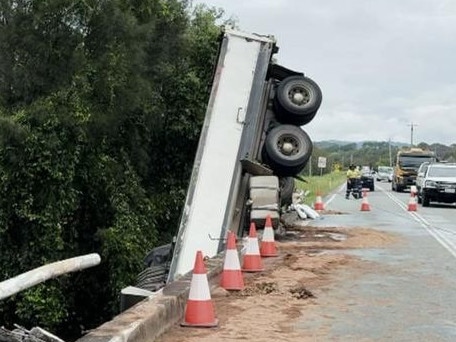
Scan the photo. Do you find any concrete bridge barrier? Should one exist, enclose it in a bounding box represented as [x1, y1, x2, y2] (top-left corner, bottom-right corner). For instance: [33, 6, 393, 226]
[76, 256, 223, 342]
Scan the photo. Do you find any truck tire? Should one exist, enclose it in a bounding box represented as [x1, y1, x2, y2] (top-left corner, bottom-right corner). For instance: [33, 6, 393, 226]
[273, 75, 322, 126]
[262, 125, 312, 176]
[279, 177, 295, 207]
[392, 180, 402, 192]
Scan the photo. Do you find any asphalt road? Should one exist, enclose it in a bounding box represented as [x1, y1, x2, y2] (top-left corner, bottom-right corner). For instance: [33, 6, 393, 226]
[300, 180, 456, 341]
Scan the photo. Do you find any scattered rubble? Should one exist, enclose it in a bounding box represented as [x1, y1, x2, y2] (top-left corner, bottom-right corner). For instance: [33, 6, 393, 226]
[289, 285, 315, 300]
[0, 326, 64, 342]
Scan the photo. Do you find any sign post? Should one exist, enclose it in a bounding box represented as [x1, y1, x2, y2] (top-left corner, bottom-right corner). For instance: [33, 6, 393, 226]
[317, 157, 327, 176]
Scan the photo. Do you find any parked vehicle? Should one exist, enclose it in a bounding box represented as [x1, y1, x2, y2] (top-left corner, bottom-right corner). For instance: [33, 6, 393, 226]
[361, 171, 375, 191]
[416, 162, 456, 207]
[392, 148, 436, 192]
[377, 166, 393, 182]
[415, 162, 430, 196]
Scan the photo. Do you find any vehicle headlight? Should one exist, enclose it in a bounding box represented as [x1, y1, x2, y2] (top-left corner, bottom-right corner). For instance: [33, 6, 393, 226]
[425, 180, 437, 188]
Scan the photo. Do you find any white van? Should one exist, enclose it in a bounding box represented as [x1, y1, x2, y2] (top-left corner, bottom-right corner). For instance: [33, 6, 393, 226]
[376, 166, 393, 182]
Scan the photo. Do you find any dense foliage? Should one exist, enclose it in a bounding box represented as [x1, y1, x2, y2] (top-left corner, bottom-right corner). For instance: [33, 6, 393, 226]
[0, 0, 222, 337]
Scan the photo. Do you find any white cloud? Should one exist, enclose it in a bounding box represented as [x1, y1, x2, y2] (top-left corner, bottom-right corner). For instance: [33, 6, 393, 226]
[195, 0, 456, 145]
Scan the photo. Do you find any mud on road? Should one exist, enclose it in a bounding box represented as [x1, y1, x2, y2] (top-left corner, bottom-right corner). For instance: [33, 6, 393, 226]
[157, 219, 399, 342]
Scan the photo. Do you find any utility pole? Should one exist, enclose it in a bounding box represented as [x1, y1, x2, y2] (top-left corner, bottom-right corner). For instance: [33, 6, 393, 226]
[389, 138, 392, 167]
[408, 122, 418, 146]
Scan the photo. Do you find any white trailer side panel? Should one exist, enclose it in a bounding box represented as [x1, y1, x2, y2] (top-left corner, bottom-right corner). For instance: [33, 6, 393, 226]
[168, 31, 273, 281]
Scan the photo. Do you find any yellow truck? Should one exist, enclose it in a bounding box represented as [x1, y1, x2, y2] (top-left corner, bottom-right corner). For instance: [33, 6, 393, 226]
[392, 147, 436, 192]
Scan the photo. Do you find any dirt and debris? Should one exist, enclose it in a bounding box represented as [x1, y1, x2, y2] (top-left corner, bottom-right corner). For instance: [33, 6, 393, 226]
[318, 209, 346, 215]
[156, 224, 399, 342]
[289, 285, 315, 300]
[240, 282, 279, 296]
[0, 326, 64, 342]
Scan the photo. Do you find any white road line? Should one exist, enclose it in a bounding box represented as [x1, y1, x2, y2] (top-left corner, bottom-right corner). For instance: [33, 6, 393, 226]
[324, 183, 346, 208]
[379, 185, 456, 258]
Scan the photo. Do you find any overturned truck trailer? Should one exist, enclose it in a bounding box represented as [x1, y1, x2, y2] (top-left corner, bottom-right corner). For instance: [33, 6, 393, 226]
[129, 27, 323, 296]
[166, 26, 322, 283]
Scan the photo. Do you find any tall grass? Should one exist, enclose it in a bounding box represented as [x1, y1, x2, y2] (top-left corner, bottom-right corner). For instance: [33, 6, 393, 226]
[295, 171, 346, 205]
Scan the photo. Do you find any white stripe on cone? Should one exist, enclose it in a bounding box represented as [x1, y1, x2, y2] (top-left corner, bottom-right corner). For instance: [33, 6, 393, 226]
[188, 274, 211, 300]
[223, 249, 241, 270]
[262, 226, 274, 242]
[245, 237, 261, 255]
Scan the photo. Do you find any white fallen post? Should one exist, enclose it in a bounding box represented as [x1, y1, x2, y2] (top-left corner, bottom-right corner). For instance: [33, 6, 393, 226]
[0, 253, 101, 300]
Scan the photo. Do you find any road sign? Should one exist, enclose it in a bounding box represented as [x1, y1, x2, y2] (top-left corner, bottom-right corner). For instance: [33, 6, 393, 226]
[318, 157, 327, 168]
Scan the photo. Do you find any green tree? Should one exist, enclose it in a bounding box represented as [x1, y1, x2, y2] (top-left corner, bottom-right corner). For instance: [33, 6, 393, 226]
[0, 0, 222, 337]
[0, 0, 86, 106]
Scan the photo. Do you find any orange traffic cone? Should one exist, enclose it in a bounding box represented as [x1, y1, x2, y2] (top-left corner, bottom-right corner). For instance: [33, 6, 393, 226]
[220, 231, 244, 290]
[407, 192, 417, 212]
[260, 215, 278, 257]
[242, 222, 264, 272]
[313, 192, 324, 211]
[360, 190, 371, 211]
[181, 251, 218, 327]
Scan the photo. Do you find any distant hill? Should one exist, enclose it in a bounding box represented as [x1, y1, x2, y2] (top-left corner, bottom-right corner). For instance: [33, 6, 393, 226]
[314, 140, 354, 149]
[315, 140, 409, 149]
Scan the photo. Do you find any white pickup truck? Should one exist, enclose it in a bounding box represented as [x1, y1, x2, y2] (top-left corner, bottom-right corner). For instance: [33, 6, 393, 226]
[416, 162, 456, 207]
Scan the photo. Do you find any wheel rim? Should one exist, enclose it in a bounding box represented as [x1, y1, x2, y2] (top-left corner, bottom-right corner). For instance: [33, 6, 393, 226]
[288, 85, 310, 107]
[277, 134, 300, 156]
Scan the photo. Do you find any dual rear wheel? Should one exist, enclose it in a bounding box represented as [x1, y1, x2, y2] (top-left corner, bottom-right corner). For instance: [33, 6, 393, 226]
[262, 75, 322, 177]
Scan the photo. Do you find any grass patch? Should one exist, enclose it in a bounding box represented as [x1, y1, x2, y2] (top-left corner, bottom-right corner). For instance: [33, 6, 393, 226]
[295, 171, 346, 205]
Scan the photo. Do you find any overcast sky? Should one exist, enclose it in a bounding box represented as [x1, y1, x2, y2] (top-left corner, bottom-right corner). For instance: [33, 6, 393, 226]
[194, 0, 456, 145]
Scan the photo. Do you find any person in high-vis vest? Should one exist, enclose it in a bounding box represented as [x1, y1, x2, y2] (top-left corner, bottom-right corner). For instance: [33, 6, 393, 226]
[346, 164, 360, 199]
[355, 165, 363, 195]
